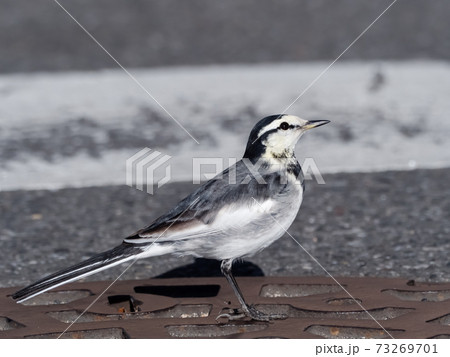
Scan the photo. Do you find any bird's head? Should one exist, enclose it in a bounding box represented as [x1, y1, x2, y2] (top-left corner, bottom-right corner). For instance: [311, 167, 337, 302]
[243, 114, 329, 160]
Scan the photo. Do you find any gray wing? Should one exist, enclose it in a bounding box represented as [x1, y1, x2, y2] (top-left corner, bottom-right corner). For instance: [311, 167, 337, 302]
[124, 160, 291, 243]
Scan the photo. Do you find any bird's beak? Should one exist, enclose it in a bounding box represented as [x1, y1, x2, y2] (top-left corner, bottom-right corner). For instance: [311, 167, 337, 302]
[303, 120, 330, 130]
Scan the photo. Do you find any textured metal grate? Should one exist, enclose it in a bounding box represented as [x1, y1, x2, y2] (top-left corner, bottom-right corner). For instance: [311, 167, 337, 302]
[1, 277, 450, 339]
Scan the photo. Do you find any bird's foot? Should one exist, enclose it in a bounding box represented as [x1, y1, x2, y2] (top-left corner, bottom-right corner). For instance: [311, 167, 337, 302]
[216, 308, 246, 321]
[216, 305, 287, 322]
[244, 304, 287, 321]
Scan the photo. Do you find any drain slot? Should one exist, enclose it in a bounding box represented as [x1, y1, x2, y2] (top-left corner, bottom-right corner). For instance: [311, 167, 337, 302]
[108, 294, 142, 313]
[166, 323, 268, 338]
[382, 289, 450, 302]
[327, 298, 362, 306]
[134, 284, 220, 298]
[18, 290, 92, 306]
[47, 304, 211, 323]
[225, 304, 413, 320]
[427, 313, 450, 326]
[306, 325, 404, 339]
[25, 328, 128, 339]
[0, 316, 25, 331]
[260, 284, 344, 297]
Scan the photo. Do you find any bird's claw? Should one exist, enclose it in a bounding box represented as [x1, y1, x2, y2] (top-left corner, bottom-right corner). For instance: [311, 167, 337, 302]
[245, 304, 288, 321]
[216, 305, 288, 322]
[216, 308, 246, 321]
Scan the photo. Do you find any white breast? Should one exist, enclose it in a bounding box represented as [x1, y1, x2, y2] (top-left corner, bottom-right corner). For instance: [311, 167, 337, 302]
[207, 187, 303, 260]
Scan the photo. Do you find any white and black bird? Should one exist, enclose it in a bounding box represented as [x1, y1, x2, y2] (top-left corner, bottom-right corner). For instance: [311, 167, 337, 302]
[12, 114, 329, 321]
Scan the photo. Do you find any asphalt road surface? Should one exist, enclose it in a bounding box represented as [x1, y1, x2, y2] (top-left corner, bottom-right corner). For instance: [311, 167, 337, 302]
[2, 168, 449, 289]
[1, 0, 450, 73]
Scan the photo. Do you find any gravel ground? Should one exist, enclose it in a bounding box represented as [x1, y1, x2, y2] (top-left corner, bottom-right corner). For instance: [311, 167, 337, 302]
[1, 168, 449, 288]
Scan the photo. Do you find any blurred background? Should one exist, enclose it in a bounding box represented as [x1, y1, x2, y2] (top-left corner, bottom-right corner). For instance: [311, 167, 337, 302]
[1, 0, 449, 287]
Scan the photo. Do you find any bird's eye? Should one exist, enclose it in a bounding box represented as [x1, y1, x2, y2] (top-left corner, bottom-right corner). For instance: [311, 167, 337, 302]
[279, 122, 290, 130]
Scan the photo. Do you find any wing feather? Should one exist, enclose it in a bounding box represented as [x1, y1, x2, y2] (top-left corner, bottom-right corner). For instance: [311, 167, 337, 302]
[124, 160, 289, 244]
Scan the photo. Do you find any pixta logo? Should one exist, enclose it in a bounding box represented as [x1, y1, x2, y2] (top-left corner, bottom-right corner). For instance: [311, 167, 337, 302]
[126, 148, 171, 194]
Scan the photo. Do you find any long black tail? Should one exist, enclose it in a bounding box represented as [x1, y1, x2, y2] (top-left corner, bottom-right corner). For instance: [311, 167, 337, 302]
[11, 243, 144, 303]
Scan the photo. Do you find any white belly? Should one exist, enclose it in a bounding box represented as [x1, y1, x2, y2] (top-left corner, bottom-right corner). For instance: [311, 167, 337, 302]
[200, 186, 303, 260]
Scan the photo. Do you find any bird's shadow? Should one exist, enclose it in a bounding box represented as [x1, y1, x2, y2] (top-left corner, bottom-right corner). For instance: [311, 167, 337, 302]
[154, 258, 264, 278]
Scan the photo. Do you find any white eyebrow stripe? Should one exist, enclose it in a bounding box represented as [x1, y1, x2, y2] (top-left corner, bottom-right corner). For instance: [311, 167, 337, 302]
[256, 115, 300, 140]
[256, 118, 284, 139]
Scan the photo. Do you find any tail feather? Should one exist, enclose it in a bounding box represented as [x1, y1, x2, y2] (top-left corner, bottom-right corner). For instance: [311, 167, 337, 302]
[11, 243, 144, 303]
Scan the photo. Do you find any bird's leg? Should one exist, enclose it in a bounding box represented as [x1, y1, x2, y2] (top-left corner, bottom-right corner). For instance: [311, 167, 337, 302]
[217, 259, 287, 322]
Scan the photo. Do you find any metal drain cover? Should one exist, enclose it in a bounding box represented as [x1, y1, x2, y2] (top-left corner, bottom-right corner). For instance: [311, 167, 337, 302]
[1, 277, 450, 338]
